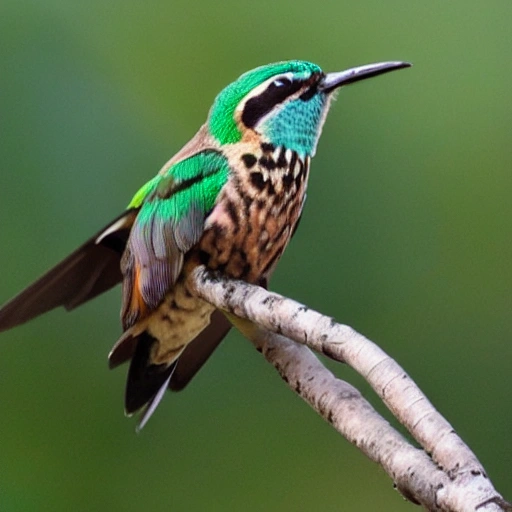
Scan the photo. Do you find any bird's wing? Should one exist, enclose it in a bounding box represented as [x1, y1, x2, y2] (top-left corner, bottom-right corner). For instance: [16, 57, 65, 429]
[0, 210, 137, 332]
[169, 309, 232, 391]
[120, 149, 230, 329]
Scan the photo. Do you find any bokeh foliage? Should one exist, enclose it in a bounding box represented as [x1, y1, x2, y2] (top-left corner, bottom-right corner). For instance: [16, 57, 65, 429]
[0, 1, 511, 510]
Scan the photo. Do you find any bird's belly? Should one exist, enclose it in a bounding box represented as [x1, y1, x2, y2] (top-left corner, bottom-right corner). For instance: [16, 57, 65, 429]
[146, 281, 215, 365]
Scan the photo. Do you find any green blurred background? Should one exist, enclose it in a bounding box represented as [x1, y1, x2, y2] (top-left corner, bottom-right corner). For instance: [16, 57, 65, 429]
[0, 1, 511, 510]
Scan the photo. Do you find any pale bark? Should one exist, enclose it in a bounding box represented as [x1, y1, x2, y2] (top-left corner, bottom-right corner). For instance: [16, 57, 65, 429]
[190, 267, 511, 512]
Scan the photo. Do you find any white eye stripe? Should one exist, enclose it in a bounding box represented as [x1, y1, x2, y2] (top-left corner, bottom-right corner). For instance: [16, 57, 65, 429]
[236, 72, 308, 118]
[272, 72, 295, 87]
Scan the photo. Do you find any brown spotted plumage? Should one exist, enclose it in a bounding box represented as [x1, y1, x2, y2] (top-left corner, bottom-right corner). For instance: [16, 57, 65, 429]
[198, 143, 310, 283]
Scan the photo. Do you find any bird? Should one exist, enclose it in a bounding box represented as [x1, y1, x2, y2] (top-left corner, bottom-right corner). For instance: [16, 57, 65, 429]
[0, 59, 410, 429]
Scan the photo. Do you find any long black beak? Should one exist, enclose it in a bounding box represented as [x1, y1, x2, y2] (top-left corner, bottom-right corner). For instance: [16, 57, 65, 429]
[319, 61, 411, 93]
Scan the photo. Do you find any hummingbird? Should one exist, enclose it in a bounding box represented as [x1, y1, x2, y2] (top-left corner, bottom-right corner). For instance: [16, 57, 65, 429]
[0, 60, 410, 428]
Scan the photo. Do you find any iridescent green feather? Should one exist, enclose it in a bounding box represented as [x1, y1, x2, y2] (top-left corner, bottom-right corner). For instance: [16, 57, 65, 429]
[208, 60, 322, 145]
[261, 93, 327, 157]
[122, 150, 230, 315]
[128, 176, 160, 209]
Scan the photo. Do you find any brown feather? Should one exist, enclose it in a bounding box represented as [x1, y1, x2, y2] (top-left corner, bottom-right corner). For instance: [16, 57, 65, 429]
[0, 210, 136, 332]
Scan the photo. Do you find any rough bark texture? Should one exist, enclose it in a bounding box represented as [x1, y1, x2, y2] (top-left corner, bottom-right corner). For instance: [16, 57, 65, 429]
[189, 267, 511, 512]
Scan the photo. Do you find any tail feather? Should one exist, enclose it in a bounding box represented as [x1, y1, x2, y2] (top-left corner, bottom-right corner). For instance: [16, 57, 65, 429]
[136, 368, 175, 432]
[108, 331, 137, 369]
[109, 311, 231, 429]
[124, 331, 179, 425]
[109, 310, 232, 390]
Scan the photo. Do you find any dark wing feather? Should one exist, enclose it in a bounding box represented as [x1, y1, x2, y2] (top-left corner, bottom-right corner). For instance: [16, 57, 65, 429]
[0, 210, 136, 332]
[169, 310, 232, 391]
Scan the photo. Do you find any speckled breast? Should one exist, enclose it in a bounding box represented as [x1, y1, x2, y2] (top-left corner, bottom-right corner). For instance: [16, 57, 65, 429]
[198, 143, 311, 284]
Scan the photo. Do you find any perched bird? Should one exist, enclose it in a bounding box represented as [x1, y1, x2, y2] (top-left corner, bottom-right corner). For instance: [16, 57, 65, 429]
[0, 60, 410, 428]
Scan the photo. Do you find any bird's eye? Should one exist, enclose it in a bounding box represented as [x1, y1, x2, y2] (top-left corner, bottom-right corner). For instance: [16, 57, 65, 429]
[271, 77, 292, 89]
[242, 76, 304, 128]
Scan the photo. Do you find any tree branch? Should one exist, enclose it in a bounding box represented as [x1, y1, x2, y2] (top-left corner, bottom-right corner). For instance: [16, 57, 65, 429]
[189, 267, 511, 512]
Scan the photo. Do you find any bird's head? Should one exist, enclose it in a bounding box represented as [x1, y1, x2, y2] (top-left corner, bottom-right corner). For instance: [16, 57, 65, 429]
[208, 60, 410, 157]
